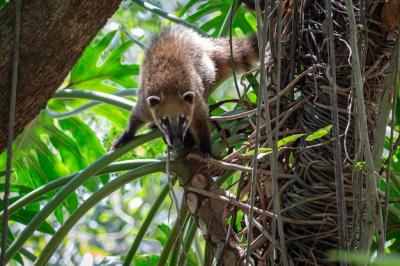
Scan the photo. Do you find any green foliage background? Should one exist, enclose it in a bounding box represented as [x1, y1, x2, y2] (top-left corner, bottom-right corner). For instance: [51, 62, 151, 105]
[0, 1, 259, 265]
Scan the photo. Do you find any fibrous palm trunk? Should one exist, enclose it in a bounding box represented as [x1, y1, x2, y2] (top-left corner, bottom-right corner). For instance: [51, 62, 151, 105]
[183, 1, 399, 265]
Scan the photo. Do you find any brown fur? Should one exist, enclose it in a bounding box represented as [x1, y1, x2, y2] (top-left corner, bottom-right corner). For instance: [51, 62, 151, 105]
[211, 36, 259, 82]
[113, 25, 259, 154]
[381, 0, 400, 40]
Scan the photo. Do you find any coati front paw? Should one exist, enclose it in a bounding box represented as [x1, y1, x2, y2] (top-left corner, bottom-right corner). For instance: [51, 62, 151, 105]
[198, 142, 213, 159]
[198, 145, 213, 159]
[199, 151, 212, 160]
[110, 131, 134, 150]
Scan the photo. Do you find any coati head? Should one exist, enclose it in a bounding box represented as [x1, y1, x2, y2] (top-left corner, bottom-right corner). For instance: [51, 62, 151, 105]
[146, 91, 195, 149]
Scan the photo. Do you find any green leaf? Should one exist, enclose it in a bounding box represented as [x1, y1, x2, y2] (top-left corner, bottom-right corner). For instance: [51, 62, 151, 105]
[277, 134, 306, 147]
[37, 114, 86, 173]
[26, 136, 69, 182]
[156, 223, 171, 246]
[24, 201, 40, 213]
[64, 192, 79, 215]
[354, 161, 366, 171]
[186, 3, 225, 23]
[177, 0, 197, 17]
[70, 31, 116, 85]
[20, 151, 49, 187]
[11, 210, 55, 235]
[91, 104, 130, 129]
[5, 229, 24, 265]
[134, 255, 160, 266]
[58, 117, 105, 163]
[305, 124, 333, 142]
[0, 183, 32, 194]
[68, 31, 138, 91]
[244, 12, 257, 32]
[200, 16, 224, 33]
[158, 223, 171, 236]
[245, 134, 306, 156]
[58, 117, 108, 185]
[245, 147, 272, 156]
[13, 161, 34, 188]
[236, 210, 244, 231]
[55, 206, 64, 225]
[245, 72, 260, 97]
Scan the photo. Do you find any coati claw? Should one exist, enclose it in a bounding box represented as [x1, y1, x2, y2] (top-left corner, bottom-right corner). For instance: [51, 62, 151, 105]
[199, 151, 212, 160]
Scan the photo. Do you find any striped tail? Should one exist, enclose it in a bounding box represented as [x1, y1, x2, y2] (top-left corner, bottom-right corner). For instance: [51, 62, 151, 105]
[211, 34, 259, 82]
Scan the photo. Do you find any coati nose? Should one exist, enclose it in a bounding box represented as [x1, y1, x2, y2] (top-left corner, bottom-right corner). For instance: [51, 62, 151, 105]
[172, 138, 183, 149]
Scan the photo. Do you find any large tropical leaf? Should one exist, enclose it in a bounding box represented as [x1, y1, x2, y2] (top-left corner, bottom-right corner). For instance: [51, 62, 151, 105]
[0, 112, 106, 223]
[68, 30, 139, 92]
[182, 0, 256, 36]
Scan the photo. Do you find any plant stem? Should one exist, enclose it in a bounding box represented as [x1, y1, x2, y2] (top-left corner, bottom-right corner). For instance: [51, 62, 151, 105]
[325, 0, 348, 258]
[157, 204, 189, 266]
[1, 0, 21, 264]
[193, 233, 204, 265]
[33, 162, 190, 265]
[123, 182, 172, 266]
[204, 242, 213, 266]
[343, 0, 384, 254]
[47, 89, 137, 119]
[270, 3, 289, 264]
[0, 160, 160, 219]
[5, 130, 162, 263]
[384, 35, 400, 241]
[121, 24, 148, 50]
[178, 218, 197, 266]
[52, 89, 135, 111]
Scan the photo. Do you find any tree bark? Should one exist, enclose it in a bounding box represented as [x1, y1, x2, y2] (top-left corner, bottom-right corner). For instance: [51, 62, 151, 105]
[0, 0, 122, 152]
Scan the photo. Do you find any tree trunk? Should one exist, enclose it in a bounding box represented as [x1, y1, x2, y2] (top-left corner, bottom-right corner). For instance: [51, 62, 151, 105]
[184, 1, 397, 264]
[0, 0, 122, 152]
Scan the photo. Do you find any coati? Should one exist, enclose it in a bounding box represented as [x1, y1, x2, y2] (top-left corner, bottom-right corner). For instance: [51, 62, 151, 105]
[381, 0, 400, 41]
[112, 25, 258, 155]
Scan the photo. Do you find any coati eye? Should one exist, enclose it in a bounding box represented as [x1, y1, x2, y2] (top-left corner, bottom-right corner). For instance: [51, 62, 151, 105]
[160, 116, 169, 125]
[147, 96, 160, 106]
[182, 91, 195, 103]
[179, 114, 188, 127]
[179, 114, 187, 122]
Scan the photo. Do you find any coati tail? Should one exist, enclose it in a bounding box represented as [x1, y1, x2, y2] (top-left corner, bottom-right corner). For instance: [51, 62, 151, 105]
[211, 34, 259, 82]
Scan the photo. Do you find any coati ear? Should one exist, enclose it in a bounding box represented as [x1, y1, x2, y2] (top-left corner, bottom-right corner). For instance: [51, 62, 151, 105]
[147, 96, 160, 107]
[182, 91, 195, 104]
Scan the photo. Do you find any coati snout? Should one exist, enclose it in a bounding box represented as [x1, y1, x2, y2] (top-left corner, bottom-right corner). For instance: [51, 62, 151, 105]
[146, 91, 194, 149]
[112, 25, 259, 156]
[158, 115, 186, 149]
